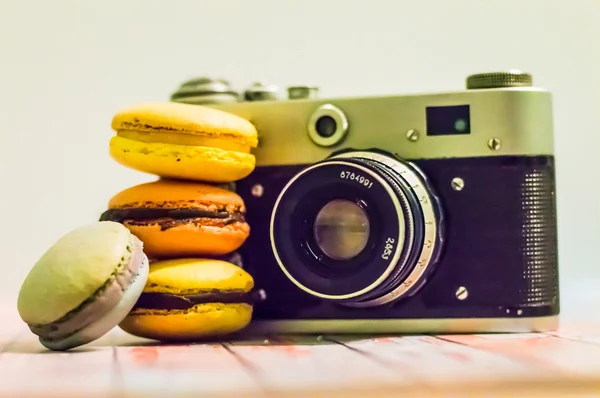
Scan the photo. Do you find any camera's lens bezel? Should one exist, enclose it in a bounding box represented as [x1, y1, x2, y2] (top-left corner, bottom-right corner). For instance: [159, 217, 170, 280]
[271, 161, 412, 299]
[270, 150, 443, 307]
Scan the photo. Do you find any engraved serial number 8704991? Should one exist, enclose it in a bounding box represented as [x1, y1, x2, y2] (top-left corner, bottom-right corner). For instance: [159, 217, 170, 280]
[340, 171, 374, 188]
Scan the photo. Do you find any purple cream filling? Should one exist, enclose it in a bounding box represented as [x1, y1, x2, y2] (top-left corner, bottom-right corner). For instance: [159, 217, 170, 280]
[28, 235, 144, 341]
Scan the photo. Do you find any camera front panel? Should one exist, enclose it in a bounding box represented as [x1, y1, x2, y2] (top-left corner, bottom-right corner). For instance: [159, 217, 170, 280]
[236, 154, 559, 321]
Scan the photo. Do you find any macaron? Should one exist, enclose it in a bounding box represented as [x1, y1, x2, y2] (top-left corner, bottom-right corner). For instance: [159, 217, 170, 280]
[99, 179, 250, 258]
[109, 102, 258, 183]
[17, 222, 149, 351]
[119, 258, 259, 341]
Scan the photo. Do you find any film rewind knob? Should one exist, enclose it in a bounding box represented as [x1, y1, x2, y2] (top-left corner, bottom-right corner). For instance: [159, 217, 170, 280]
[466, 70, 533, 90]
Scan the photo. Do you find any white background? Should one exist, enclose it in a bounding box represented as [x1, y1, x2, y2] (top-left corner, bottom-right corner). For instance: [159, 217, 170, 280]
[0, 0, 598, 317]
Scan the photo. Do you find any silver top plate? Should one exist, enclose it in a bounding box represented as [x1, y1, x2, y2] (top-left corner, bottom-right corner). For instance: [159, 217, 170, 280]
[212, 85, 554, 165]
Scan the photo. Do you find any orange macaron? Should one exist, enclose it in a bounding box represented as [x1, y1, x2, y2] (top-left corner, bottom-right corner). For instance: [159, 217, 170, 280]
[99, 179, 250, 259]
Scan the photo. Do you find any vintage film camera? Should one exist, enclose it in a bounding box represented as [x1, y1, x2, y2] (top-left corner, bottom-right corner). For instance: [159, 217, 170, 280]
[171, 71, 560, 334]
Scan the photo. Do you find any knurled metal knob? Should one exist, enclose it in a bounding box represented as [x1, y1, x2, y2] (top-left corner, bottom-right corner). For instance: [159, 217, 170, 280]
[243, 81, 280, 101]
[170, 77, 240, 105]
[466, 70, 533, 90]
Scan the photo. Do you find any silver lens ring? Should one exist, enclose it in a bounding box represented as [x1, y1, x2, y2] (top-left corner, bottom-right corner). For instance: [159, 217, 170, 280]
[330, 151, 442, 307]
[270, 160, 407, 300]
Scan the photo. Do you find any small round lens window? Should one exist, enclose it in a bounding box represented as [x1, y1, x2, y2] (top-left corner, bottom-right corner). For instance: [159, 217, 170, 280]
[313, 199, 370, 261]
[315, 115, 337, 138]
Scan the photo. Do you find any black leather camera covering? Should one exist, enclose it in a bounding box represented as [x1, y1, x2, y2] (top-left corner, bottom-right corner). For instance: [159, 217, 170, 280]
[236, 155, 559, 320]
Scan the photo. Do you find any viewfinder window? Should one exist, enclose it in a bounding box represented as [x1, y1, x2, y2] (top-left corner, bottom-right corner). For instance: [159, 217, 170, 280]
[426, 105, 471, 136]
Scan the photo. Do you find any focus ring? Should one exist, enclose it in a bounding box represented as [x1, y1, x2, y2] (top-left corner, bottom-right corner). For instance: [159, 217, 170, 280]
[336, 157, 420, 303]
[330, 151, 443, 307]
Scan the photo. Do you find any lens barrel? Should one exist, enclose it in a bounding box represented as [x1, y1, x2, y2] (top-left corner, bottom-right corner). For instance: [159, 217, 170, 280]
[269, 151, 443, 307]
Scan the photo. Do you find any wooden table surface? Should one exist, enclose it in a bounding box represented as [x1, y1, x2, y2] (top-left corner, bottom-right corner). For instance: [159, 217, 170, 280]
[1, 305, 600, 397]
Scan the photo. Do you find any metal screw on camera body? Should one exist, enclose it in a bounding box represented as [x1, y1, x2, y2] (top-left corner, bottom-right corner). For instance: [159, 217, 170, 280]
[488, 138, 501, 151]
[251, 184, 264, 198]
[451, 177, 465, 191]
[406, 129, 419, 142]
[455, 286, 468, 300]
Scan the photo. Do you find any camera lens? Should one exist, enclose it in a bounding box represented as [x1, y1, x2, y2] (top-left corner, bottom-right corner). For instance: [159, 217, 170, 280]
[313, 199, 370, 261]
[270, 150, 444, 307]
[315, 116, 337, 138]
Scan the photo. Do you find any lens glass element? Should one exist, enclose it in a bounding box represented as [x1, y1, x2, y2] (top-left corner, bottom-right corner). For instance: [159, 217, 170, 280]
[313, 199, 370, 261]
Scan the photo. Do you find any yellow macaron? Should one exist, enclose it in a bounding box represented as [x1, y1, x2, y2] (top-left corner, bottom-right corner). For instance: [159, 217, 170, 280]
[119, 258, 257, 341]
[109, 102, 258, 183]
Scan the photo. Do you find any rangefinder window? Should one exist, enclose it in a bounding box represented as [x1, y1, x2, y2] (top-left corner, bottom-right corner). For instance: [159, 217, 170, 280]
[426, 105, 471, 136]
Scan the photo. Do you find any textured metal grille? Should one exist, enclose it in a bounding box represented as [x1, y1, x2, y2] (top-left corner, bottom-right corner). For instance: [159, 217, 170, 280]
[520, 169, 558, 306]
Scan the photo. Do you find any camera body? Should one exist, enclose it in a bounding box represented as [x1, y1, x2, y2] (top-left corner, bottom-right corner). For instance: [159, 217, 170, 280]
[210, 71, 560, 334]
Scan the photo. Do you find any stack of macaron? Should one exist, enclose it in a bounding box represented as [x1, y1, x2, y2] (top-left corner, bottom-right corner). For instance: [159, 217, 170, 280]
[103, 102, 260, 341]
[17, 102, 262, 350]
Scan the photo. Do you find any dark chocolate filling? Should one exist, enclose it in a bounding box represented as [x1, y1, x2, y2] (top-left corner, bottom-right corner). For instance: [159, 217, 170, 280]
[100, 208, 243, 223]
[133, 290, 265, 310]
[99, 208, 246, 231]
